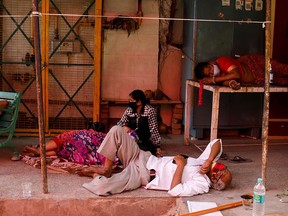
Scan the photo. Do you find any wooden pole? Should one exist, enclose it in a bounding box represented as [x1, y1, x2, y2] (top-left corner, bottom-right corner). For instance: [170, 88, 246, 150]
[41, 0, 50, 133]
[184, 0, 198, 145]
[261, 0, 272, 186]
[32, 0, 48, 194]
[181, 201, 242, 216]
[93, 0, 102, 122]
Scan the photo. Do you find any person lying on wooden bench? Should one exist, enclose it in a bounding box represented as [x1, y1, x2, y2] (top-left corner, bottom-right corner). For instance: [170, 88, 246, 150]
[82, 125, 232, 196]
[194, 54, 288, 90]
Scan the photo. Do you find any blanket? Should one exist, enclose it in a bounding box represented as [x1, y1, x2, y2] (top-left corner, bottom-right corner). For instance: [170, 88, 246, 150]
[21, 153, 123, 175]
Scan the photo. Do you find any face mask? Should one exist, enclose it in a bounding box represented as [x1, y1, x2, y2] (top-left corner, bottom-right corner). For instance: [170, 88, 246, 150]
[213, 64, 220, 76]
[128, 101, 138, 111]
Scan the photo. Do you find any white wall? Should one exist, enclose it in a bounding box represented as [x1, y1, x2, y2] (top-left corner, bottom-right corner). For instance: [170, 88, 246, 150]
[101, 0, 159, 100]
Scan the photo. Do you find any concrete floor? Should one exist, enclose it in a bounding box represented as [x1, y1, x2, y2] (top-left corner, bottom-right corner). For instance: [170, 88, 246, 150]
[0, 134, 288, 216]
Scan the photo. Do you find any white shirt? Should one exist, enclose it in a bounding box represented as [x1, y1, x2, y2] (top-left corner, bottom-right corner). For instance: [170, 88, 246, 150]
[145, 139, 222, 196]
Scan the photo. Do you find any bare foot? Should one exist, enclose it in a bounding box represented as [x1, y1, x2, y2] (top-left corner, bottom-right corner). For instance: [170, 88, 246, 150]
[24, 146, 40, 156]
[78, 166, 112, 178]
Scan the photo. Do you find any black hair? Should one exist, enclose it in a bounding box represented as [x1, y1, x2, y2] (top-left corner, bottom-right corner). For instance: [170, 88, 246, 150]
[87, 121, 106, 133]
[194, 62, 210, 80]
[129, 89, 147, 105]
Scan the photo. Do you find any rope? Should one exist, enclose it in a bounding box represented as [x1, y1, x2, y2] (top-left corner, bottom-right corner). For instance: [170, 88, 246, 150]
[0, 13, 271, 27]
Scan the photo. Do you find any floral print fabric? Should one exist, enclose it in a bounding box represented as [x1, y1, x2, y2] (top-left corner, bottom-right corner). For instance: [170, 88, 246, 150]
[55, 129, 118, 165]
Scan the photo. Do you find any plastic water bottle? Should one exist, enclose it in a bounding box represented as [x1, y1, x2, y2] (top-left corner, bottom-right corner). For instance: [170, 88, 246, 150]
[269, 63, 274, 84]
[252, 178, 266, 216]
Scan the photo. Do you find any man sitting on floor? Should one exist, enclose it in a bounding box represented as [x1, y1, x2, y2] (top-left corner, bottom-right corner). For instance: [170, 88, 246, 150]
[82, 125, 232, 196]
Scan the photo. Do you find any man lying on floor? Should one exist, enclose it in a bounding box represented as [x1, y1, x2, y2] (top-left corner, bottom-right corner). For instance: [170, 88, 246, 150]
[82, 125, 232, 196]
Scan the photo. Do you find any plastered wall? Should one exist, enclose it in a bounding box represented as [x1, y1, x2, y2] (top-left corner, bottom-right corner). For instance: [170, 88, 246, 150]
[101, 0, 159, 100]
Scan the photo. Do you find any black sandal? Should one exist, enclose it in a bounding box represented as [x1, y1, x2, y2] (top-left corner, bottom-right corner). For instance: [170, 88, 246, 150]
[229, 156, 252, 163]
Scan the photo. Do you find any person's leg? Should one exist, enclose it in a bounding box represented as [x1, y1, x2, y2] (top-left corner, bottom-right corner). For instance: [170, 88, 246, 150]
[45, 139, 58, 151]
[238, 54, 265, 85]
[97, 125, 141, 166]
[83, 164, 144, 196]
[79, 158, 113, 178]
[25, 139, 58, 156]
[45, 150, 57, 156]
[81, 125, 141, 177]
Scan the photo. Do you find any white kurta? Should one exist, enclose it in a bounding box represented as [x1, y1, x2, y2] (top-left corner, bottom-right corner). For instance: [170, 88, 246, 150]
[145, 139, 222, 196]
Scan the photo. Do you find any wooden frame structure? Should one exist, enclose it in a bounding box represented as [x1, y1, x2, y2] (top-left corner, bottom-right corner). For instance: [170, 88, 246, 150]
[184, 80, 288, 143]
[186, 1, 273, 184]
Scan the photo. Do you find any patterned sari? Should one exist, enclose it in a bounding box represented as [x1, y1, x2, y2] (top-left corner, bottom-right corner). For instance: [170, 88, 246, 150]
[54, 129, 118, 165]
[238, 54, 288, 86]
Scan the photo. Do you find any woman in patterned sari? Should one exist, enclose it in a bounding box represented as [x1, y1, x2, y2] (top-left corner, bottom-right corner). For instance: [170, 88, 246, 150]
[194, 54, 288, 89]
[24, 125, 118, 166]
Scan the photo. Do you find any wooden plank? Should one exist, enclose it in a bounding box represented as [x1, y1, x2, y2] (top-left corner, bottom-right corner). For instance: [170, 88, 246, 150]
[268, 136, 288, 140]
[102, 98, 182, 105]
[186, 80, 288, 93]
[210, 88, 220, 140]
[181, 201, 243, 216]
[184, 81, 192, 145]
[269, 118, 288, 122]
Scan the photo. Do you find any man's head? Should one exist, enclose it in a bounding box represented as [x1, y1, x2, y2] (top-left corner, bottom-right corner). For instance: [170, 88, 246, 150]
[209, 162, 232, 190]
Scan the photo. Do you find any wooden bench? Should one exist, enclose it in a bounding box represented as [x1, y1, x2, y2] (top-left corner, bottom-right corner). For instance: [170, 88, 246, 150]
[184, 80, 288, 144]
[0, 91, 22, 160]
[102, 98, 183, 134]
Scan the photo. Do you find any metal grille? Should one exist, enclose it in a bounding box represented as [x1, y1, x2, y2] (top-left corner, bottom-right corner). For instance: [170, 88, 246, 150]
[0, 0, 96, 133]
[47, 0, 95, 130]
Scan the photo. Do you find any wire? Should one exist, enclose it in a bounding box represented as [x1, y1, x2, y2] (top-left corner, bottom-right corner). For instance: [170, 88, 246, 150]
[0, 13, 271, 26]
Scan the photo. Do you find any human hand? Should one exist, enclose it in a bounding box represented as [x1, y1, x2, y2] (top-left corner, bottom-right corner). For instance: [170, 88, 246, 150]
[172, 155, 187, 166]
[126, 128, 139, 141]
[200, 159, 213, 174]
[201, 77, 215, 85]
[228, 80, 241, 90]
[156, 148, 163, 157]
[122, 126, 131, 132]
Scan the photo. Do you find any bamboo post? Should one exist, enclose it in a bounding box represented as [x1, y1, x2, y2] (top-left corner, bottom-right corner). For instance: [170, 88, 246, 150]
[93, 0, 102, 122]
[32, 0, 48, 193]
[41, 0, 50, 133]
[261, 0, 272, 186]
